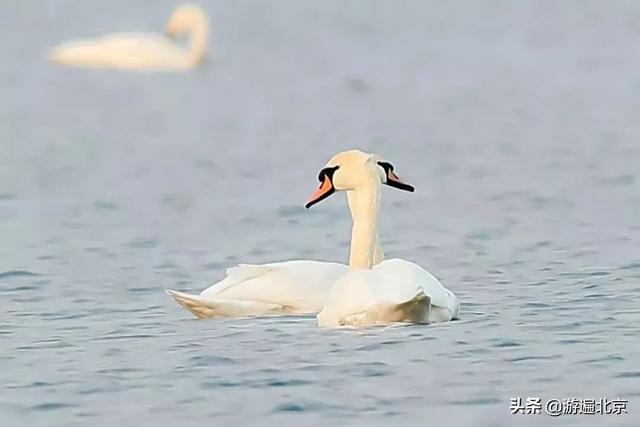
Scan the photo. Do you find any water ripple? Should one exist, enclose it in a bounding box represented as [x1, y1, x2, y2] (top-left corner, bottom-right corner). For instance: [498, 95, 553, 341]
[0, 270, 38, 280]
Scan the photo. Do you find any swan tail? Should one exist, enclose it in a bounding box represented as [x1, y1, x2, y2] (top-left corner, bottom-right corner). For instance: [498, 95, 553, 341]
[166, 290, 289, 319]
[47, 42, 114, 68]
[47, 45, 87, 64]
[47, 49, 67, 64]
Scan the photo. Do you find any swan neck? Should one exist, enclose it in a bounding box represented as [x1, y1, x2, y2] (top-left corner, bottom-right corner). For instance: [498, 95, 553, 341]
[186, 13, 208, 66]
[348, 179, 381, 270]
[372, 235, 385, 265]
[346, 190, 384, 265]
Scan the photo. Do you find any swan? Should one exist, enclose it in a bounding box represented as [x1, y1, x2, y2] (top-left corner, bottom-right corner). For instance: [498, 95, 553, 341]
[47, 4, 208, 71]
[166, 159, 413, 319]
[304, 150, 460, 327]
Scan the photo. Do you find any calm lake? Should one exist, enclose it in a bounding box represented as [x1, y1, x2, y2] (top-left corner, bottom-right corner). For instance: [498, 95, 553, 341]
[1, 1, 639, 426]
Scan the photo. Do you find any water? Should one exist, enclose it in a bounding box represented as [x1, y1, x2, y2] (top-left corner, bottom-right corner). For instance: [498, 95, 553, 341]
[1, 1, 639, 425]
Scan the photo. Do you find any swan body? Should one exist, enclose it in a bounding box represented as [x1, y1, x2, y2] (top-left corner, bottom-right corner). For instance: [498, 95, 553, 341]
[307, 150, 460, 328]
[48, 4, 208, 71]
[318, 258, 460, 327]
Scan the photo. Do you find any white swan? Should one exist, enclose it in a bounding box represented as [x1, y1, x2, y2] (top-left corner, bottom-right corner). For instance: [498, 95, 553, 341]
[166, 160, 412, 319]
[47, 4, 208, 71]
[304, 150, 460, 327]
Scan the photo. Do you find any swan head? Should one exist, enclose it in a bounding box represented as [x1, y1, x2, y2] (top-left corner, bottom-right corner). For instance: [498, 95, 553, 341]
[165, 4, 207, 37]
[305, 150, 414, 208]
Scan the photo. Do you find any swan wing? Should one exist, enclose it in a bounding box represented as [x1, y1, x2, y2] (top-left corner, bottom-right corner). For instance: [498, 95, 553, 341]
[375, 258, 456, 309]
[317, 268, 426, 327]
[199, 260, 348, 313]
[318, 259, 459, 327]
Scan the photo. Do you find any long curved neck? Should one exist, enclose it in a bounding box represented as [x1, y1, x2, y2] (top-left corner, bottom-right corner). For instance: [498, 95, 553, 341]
[346, 190, 384, 265]
[347, 175, 381, 270]
[185, 13, 208, 66]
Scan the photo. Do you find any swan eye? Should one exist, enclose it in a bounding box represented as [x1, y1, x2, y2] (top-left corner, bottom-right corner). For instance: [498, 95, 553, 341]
[317, 166, 340, 182]
[377, 161, 394, 174]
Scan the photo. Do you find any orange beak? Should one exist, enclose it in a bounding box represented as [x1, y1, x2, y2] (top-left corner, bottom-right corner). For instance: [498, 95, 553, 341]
[305, 175, 335, 208]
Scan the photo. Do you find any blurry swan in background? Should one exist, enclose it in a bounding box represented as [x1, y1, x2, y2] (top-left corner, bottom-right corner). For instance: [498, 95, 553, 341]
[47, 3, 208, 72]
[166, 157, 410, 319]
[306, 150, 460, 327]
